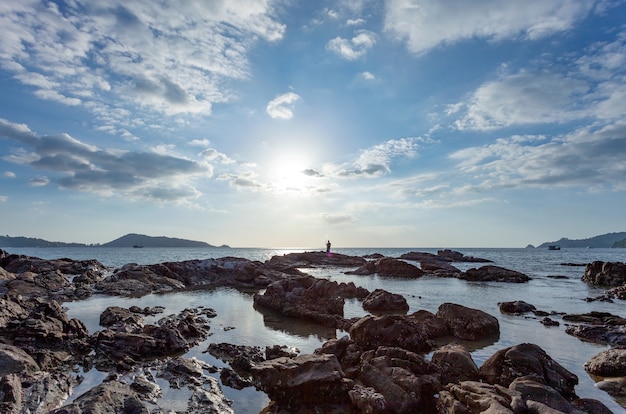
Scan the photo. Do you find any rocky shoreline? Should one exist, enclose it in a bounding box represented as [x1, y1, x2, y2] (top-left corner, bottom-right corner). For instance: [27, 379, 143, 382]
[1, 248, 625, 413]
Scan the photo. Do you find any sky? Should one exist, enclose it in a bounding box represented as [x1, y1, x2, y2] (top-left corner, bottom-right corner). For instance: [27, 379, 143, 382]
[1, 0, 625, 248]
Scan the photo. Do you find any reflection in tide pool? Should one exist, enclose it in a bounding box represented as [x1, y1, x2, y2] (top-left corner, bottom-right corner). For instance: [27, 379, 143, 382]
[11, 246, 626, 412]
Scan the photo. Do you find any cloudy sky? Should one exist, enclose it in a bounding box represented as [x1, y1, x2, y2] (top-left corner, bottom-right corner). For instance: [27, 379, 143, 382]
[1, 0, 625, 248]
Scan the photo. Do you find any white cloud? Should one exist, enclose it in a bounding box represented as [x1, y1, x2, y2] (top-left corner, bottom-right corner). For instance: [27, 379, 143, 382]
[449, 122, 626, 191]
[29, 176, 50, 187]
[0, 196, 7, 202]
[0, 1, 285, 129]
[200, 148, 236, 164]
[326, 30, 376, 60]
[3, 171, 16, 178]
[266, 92, 302, 120]
[360, 71, 376, 81]
[384, 0, 599, 54]
[332, 136, 432, 178]
[0, 118, 214, 203]
[453, 72, 590, 130]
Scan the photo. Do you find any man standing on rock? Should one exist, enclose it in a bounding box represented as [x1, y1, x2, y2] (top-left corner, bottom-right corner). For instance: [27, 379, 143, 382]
[326, 240, 331, 254]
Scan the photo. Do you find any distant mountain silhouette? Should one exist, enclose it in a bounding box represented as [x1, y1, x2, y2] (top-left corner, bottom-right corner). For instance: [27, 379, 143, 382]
[0, 233, 229, 248]
[0, 235, 87, 248]
[537, 231, 626, 248]
[101, 233, 223, 248]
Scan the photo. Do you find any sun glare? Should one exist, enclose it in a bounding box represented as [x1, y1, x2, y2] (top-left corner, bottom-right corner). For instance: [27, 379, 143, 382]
[267, 154, 316, 194]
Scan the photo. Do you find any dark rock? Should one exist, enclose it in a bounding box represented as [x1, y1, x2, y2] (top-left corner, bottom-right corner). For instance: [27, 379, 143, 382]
[99, 306, 144, 329]
[436, 249, 492, 263]
[251, 353, 351, 406]
[431, 343, 479, 384]
[348, 384, 389, 413]
[220, 367, 253, 389]
[206, 343, 265, 366]
[606, 285, 626, 300]
[253, 275, 368, 328]
[584, 348, 626, 377]
[566, 324, 626, 346]
[563, 311, 626, 325]
[362, 289, 409, 313]
[595, 378, 626, 401]
[509, 377, 582, 412]
[582, 261, 626, 286]
[265, 344, 299, 360]
[461, 265, 531, 283]
[572, 398, 615, 414]
[49, 379, 148, 414]
[346, 257, 424, 278]
[349, 314, 435, 353]
[265, 251, 367, 273]
[540, 317, 560, 327]
[357, 346, 440, 413]
[436, 303, 500, 341]
[0, 343, 40, 376]
[498, 300, 536, 314]
[437, 380, 523, 414]
[479, 343, 578, 399]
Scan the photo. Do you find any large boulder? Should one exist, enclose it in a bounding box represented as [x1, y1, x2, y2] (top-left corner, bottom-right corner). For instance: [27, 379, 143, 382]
[251, 353, 351, 408]
[584, 348, 626, 377]
[479, 343, 578, 399]
[564, 312, 626, 346]
[435, 303, 500, 341]
[265, 251, 367, 273]
[346, 257, 424, 278]
[431, 343, 479, 384]
[349, 314, 436, 353]
[460, 265, 531, 283]
[253, 275, 368, 328]
[498, 300, 536, 314]
[362, 289, 409, 314]
[0, 343, 40, 376]
[582, 261, 626, 286]
[357, 346, 440, 413]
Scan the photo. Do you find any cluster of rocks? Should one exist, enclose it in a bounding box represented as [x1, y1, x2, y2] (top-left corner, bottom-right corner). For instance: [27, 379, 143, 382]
[1, 248, 625, 413]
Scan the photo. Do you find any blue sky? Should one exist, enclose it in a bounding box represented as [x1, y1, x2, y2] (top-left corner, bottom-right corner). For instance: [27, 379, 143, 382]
[1, 0, 625, 248]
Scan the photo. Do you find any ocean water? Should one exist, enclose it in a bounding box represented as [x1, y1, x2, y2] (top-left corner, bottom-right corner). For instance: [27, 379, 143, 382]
[4, 246, 626, 412]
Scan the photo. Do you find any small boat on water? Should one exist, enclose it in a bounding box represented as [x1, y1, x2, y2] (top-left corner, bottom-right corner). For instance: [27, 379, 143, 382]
[548, 245, 561, 250]
[133, 245, 144, 248]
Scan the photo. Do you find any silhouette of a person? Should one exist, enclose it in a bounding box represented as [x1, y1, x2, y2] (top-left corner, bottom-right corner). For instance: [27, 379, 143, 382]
[326, 240, 331, 253]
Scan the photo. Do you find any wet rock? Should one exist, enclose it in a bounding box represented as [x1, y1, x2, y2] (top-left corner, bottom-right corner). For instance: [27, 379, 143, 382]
[158, 356, 217, 389]
[253, 275, 368, 328]
[460, 265, 531, 283]
[265, 251, 367, 273]
[21, 371, 79, 414]
[509, 377, 579, 412]
[540, 317, 560, 327]
[251, 353, 352, 408]
[582, 261, 626, 286]
[566, 325, 626, 346]
[0, 253, 107, 278]
[479, 343, 578, 399]
[498, 300, 536, 314]
[362, 289, 409, 314]
[349, 314, 435, 353]
[346, 257, 424, 278]
[0, 343, 40, 376]
[99, 306, 144, 330]
[220, 367, 253, 389]
[265, 344, 299, 360]
[437, 380, 522, 414]
[97, 257, 289, 297]
[436, 303, 500, 341]
[348, 384, 388, 413]
[563, 311, 626, 325]
[606, 285, 626, 300]
[206, 343, 265, 365]
[584, 348, 626, 377]
[49, 379, 148, 414]
[357, 346, 440, 413]
[595, 378, 626, 400]
[436, 249, 492, 263]
[431, 343, 479, 384]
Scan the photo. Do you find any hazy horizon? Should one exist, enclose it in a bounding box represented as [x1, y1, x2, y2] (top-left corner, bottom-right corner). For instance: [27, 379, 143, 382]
[1, 1, 625, 248]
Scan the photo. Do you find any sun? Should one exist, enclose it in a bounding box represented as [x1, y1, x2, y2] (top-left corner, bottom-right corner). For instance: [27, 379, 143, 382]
[267, 153, 317, 194]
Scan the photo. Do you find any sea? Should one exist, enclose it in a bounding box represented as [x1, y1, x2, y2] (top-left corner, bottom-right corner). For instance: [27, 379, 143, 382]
[4, 246, 626, 413]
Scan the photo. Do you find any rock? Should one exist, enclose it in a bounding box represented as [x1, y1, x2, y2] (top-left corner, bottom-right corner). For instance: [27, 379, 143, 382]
[99, 306, 144, 330]
[437, 380, 522, 414]
[0, 343, 40, 376]
[265, 251, 367, 273]
[584, 348, 626, 376]
[540, 317, 560, 327]
[348, 384, 389, 413]
[265, 344, 299, 360]
[362, 289, 409, 313]
[49, 379, 148, 414]
[357, 346, 440, 413]
[606, 285, 626, 300]
[595, 378, 626, 400]
[206, 343, 265, 366]
[461, 265, 531, 283]
[566, 325, 626, 346]
[251, 353, 351, 407]
[253, 275, 368, 328]
[563, 311, 626, 325]
[498, 300, 536, 314]
[479, 343, 578, 399]
[509, 377, 580, 412]
[436, 303, 500, 341]
[158, 356, 217, 389]
[582, 261, 626, 286]
[349, 314, 435, 353]
[431, 343, 479, 384]
[346, 257, 424, 278]
[436, 249, 492, 263]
